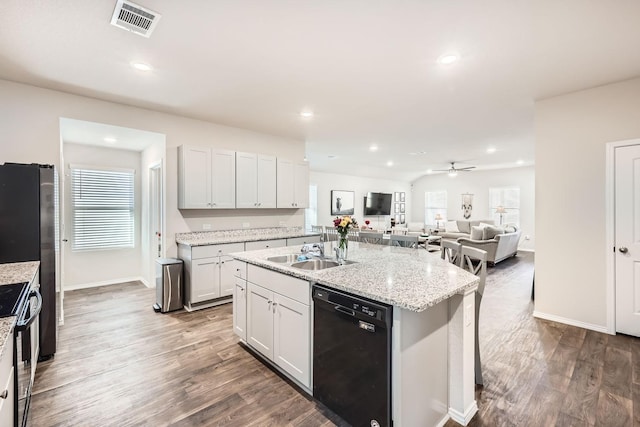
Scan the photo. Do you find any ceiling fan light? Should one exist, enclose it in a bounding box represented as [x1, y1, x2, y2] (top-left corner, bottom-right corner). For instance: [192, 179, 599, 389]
[448, 169, 457, 177]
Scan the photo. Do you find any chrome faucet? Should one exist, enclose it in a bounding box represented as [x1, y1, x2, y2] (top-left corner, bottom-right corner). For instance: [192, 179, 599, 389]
[301, 243, 324, 257]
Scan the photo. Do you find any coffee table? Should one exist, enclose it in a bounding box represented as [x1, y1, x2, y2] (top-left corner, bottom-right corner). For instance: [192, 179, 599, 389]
[419, 234, 442, 252]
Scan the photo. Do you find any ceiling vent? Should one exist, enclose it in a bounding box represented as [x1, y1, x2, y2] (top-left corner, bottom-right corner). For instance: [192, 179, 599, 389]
[110, 0, 161, 38]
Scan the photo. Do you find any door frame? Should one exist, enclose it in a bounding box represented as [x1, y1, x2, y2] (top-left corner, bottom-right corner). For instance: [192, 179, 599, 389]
[605, 138, 640, 334]
[149, 161, 164, 269]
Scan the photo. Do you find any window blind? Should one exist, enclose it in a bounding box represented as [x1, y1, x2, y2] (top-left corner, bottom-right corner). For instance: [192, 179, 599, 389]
[489, 187, 520, 226]
[424, 190, 447, 227]
[71, 166, 135, 251]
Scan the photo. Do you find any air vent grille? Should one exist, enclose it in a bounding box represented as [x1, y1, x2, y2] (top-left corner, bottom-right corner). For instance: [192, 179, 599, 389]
[110, 0, 161, 38]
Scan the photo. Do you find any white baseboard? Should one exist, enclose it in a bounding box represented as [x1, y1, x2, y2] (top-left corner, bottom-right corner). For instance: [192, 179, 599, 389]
[435, 414, 451, 427]
[449, 402, 478, 426]
[64, 276, 148, 291]
[517, 248, 535, 253]
[532, 311, 611, 334]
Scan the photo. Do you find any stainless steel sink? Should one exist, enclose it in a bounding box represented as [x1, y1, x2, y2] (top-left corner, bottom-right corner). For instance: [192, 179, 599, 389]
[267, 254, 301, 263]
[290, 258, 356, 270]
[291, 259, 340, 270]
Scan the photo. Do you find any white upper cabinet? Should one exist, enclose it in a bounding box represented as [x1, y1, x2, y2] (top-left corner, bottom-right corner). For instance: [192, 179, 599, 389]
[178, 145, 236, 209]
[236, 152, 276, 208]
[277, 158, 309, 208]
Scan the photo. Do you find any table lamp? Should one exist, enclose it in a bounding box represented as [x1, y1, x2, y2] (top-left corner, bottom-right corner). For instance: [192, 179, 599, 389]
[434, 214, 443, 229]
[495, 206, 506, 225]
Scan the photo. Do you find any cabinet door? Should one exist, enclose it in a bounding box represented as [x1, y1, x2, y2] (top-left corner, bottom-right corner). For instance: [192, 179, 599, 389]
[276, 158, 295, 208]
[236, 152, 258, 208]
[273, 293, 310, 387]
[219, 256, 237, 297]
[294, 161, 309, 208]
[191, 258, 220, 303]
[211, 149, 236, 208]
[233, 279, 247, 341]
[178, 145, 212, 209]
[257, 154, 277, 208]
[247, 283, 274, 359]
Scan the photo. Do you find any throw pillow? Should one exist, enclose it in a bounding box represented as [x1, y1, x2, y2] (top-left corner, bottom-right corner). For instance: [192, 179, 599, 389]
[503, 225, 516, 233]
[456, 221, 471, 233]
[478, 222, 492, 229]
[445, 220, 459, 233]
[483, 225, 505, 240]
[470, 226, 484, 240]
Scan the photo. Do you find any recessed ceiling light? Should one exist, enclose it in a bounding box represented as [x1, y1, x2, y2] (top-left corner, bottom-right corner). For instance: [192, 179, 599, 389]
[131, 61, 153, 72]
[104, 137, 117, 143]
[386, 161, 393, 167]
[516, 159, 524, 165]
[487, 147, 497, 154]
[438, 53, 459, 65]
[369, 145, 378, 152]
[300, 110, 314, 119]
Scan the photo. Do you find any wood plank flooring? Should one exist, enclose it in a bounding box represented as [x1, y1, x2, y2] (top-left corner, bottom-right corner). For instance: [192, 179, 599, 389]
[28, 252, 640, 426]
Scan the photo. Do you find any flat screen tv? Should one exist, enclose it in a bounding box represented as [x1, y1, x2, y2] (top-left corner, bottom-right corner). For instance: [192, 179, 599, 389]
[363, 192, 392, 216]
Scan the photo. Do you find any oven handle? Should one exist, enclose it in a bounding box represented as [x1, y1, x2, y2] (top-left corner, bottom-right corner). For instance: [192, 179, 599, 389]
[17, 289, 42, 331]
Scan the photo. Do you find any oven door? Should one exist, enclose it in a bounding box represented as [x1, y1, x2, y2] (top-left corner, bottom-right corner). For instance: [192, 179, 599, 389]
[16, 286, 42, 427]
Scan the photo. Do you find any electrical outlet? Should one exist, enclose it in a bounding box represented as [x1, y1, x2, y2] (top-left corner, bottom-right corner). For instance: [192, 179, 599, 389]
[524, 235, 530, 240]
[203, 223, 212, 230]
[242, 222, 250, 228]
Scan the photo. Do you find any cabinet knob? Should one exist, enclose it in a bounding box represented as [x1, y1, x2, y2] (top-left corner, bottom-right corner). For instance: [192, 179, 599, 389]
[0, 390, 7, 399]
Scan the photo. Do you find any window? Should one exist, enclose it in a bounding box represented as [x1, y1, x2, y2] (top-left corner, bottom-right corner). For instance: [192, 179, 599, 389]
[424, 190, 447, 227]
[71, 166, 135, 251]
[304, 184, 318, 232]
[489, 187, 520, 226]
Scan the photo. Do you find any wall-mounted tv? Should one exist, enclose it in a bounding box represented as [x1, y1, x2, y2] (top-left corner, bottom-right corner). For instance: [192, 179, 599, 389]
[363, 192, 392, 216]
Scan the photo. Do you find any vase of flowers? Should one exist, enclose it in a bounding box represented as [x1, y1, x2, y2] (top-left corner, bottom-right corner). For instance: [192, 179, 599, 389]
[333, 215, 358, 262]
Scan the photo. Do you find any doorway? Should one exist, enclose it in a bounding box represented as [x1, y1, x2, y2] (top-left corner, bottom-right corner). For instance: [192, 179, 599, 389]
[606, 139, 640, 336]
[149, 163, 163, 269]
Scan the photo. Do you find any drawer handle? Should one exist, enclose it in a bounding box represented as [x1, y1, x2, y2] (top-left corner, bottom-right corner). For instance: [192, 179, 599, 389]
[0, 390, 8, 399]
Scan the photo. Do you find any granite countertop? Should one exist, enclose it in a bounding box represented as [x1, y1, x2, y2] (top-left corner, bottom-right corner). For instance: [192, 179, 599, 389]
[230, 242, 479, 312]
[0, 261, 39, 361]
[176, 227, 321, 246]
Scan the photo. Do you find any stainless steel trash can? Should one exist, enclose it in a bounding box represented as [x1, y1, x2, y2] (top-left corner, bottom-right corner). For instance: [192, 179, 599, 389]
[153, 258, 183, 313]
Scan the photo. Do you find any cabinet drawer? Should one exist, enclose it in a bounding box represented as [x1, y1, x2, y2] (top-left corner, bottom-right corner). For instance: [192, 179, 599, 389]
[247, 264, 310, 305]
[192, 242, 245, 259]
[234, 261, 247, 279]
[286, 235, 321, 247]
[245, 239, 287, 251]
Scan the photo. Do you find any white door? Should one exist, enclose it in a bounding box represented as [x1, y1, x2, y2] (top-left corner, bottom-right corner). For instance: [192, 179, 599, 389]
[273, 293, 310, 387]
[247, 283, 274, 359]
[211, 149, 236, 208]
[615, 144, 640, 336]
[233, 279, 247, 341]
[235, 152, 258, 208]
[191, 258, 220, 303]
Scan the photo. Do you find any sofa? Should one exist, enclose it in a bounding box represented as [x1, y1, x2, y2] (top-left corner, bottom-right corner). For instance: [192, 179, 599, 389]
[456, 225, 521, 265]
[437, 219, 495, 240]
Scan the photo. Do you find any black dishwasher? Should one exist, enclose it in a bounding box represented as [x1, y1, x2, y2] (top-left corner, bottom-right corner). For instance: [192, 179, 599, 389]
[312, 285, 392, 427]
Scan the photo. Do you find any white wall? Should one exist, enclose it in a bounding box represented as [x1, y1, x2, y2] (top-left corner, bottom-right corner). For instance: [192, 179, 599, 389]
[62, 143, 143, 289]
[310, 171, 411, 229]
[411, 167, 535, 250]
[0, 80, 305, 267]
[535, 76, 640, 331]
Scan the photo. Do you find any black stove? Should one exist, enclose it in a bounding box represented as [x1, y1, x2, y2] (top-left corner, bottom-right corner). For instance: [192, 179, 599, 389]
[0, 282, 29, 317]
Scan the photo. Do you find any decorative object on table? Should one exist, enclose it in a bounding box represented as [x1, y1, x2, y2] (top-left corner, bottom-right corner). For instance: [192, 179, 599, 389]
[461, 193, 474, 219]
[365, 219, 371, 229]
[434, 213, 443, 229]
[331, 190, 355, 215]
[495, 206, 506, 225]
[333, 215, 358, 262]
[390, 217, 396, 227]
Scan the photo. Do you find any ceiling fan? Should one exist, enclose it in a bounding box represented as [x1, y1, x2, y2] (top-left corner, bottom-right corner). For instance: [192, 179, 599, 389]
[434, 162, 476, 177]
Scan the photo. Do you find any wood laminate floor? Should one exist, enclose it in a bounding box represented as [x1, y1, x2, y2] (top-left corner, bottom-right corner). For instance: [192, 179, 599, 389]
[28, 252, 640, 426]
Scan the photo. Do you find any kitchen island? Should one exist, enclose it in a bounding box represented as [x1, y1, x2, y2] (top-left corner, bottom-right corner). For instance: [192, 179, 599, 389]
[231, 241, 479, 427]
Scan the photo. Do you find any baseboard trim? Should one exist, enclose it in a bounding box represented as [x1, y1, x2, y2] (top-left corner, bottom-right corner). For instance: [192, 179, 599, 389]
[64, 276, 147, 291]
[435, 414, 451, 427]
[517, 248, 535, 253]
[449, 401, 478, 426]
[532, 311, 610, 334]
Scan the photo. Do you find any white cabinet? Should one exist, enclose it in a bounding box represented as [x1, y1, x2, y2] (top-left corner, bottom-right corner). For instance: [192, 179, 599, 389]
[0, 324, 13, 427]
[236, 152, 277, 208]
[276, 158, 309, 208]
[245, 265, 311, 388]
[244, 239, 287, 251]
[233, 277, 248, 341]
[178, 145, 236, 209]
[179, 242, 245, 310]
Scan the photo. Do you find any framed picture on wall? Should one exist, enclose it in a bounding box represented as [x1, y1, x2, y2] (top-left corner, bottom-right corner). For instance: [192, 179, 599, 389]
[394, 203, 400, 213]
[400, 203, 405, 213]
[400, 192, 405, 202]
[400, 214, 405, 224]
[395, 192, 401, 201]
[331, 190, 355, 215]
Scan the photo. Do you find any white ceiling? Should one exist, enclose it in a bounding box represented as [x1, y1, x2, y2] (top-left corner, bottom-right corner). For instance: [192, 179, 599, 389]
[2, 1, 640, 181]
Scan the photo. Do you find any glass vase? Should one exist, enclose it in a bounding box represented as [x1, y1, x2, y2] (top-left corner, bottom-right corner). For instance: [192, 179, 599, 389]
[337, 234, 348, 262]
